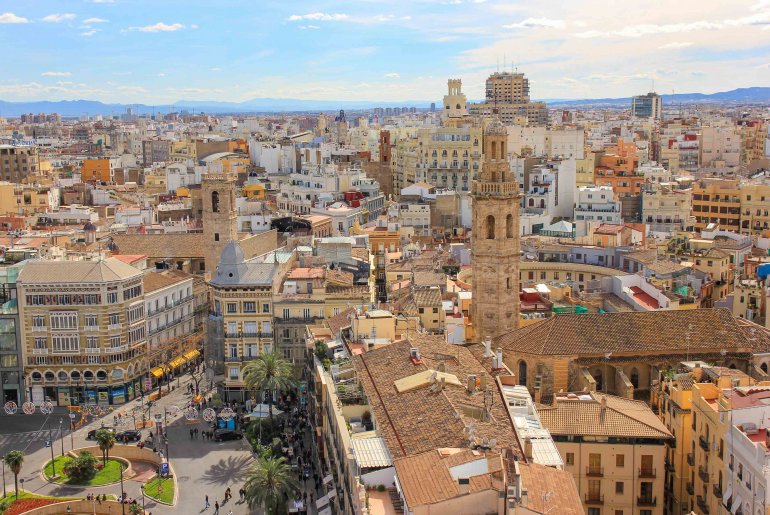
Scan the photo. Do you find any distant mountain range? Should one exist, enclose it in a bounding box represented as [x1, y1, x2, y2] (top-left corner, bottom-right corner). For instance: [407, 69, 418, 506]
[1, 87, 769, 117]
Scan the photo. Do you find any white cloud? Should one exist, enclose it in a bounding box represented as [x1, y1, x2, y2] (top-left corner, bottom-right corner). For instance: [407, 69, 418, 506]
[41, 71, 72, 77]
[210, 67, 221, 71]
[658, 41, 694, 49]
[42, 13, 76, 23]
[158, 73, 166, 77]
[299, 25, 321, 30]
[503, 17, 565, 29]
[384, 72, 400, 78]
[83, 17, 109, 23]
[0, 12, 30, 24]
[288, 13, 349, 21]
[81, 29, 98, 36]
[190, 24, 198, 29]
[90, 0, 114, 3]
[130, 22, 186, 32]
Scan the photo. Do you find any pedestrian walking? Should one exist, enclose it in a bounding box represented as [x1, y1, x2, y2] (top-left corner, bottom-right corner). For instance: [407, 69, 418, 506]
[205, 495, 209, 509]
[190, 428, 194, 439]
[214, 501, 219, 515]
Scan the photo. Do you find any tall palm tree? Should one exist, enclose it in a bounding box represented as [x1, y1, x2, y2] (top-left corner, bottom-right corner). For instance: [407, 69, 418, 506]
[4, 451, 24, 499]
[243, 455, 299, 515]
[243, 352, 294, 420]
[94, 429, 115, 465]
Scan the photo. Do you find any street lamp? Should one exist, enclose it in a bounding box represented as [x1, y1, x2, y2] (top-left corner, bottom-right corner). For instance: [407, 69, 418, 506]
[140, 484, 146, 512]
[59, 419, 64, 457]
[69, 413, 76, 450]
[2, 454, 6, 497]
[47, 423, 56, 477]
[119, 463, 125, 515]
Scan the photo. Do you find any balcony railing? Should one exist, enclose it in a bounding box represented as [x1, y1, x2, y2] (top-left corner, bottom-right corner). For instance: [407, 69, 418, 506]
[699, 435, 710, 451]
[713, 484, 722, 498]
[584, 494, 603, 505]
[639, 467, 656, 478]
[32, 348, 48, 355]
[225, 331, 273, 339]
[586, 466, 603, 477]
[687, 453, 695, 466]
[31, 326, 47, 333]
[105, 344, 128, 353]
[85, 348, 100, 354]
[698, 466, 710, 483]
[225, 355, 260, 363]
[637, 496, 657, 507]
[107, 323, 122, 331]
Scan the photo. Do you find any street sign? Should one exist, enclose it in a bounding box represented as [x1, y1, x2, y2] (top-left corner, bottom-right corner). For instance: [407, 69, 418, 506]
[159, 462, 169, 476]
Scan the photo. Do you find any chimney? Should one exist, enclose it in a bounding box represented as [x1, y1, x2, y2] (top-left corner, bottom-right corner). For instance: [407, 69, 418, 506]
[692, 363, 703, 382]
[600, 395, 607, 419]
[439, 376, 446, 391]
[495, 348, 503, 369]
[480, 374, 488, 391]
[484, 336, 492, 357]
[437, 361, 446, 372]
[534, 386, 542, 405]
[467, 374, 477, 394]
[524, 437, 533, 461]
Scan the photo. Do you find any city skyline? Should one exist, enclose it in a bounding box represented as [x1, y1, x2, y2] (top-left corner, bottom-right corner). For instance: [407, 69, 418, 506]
[1, 0, 770, 104]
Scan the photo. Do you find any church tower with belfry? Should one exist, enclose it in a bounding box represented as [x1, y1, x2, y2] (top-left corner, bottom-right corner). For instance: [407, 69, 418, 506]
[471, 119, 521, 341]
[202, 171, 238, 279]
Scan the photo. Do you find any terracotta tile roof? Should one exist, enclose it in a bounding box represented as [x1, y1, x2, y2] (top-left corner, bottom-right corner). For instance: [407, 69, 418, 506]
[624, 249, 658, 265]
[325, 269, 353, 286]
[594, 224, 625, 235]
[354, 335, 523, 460]
[325, 307, 356, 336]
[351, 247, 369, 262]
[394, 449, 506, 508]
[143, 269, 193, 293]
[111, 233, 205, 258]
[412, 270, 446, 288]
[413, 287, 442, 307]
[18, 257, 143, 284]
[516, 461, 584, 515]
[288, 267, 325, 280]
[538, 393, 672, 439]
[495, 308, 761, 356]
[646, 260, 690, 276]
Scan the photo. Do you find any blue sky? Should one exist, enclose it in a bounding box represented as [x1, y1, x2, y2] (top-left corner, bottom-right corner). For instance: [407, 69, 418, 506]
[1, 0, 770, 103]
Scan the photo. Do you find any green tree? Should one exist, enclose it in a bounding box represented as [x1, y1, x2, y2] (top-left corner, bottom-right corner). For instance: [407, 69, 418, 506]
[3, 451, 24, 499]
[243, 455, 299, 515]
[63, 450, 99, 481]
[127, 502, 143, 515]
[243, 352, 294, 420]
[94, 429, 115, 465]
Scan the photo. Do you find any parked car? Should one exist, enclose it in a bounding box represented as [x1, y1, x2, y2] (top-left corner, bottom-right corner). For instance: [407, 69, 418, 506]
[116, 430, 142, 442]
[86, 427, 116, 440]
[213, 429, 243, 442]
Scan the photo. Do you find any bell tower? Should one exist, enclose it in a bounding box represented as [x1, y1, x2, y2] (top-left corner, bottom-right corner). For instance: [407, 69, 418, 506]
[471, 120, 521, 341]
[202, 171, 238, 278]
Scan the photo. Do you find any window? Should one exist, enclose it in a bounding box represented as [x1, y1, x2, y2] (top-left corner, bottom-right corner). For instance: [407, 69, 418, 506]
[51, 334, 79, 353]
[109, 336, 122, 348]
[565, 452, 574, 466]
[486, 215, 495, 239]
[32, 315, 46, 328]
[243, 302, 256, 313]
[214, 233, 220, 242]
[226, 303, 237, 314]
[283, 308, 290, 319]
[262, 303, 270, 313]
[33, 337, 47, 349]
[244, 321, 257, 336]
[107, 292, 118, 304]
[123, 284, 142, 300]
[588, 510, 600, 515]
[303, 308, 311, 319]
[262, 321, 271, 334]
[615, 481, 624, 494]
[228, 367, 238, 380]
[108, 313, 120, 326]
[616, 454, 625, 467]
[50, 312, 78, 330]
[84, 314, 98, 328]
[86, 336, 98, 349]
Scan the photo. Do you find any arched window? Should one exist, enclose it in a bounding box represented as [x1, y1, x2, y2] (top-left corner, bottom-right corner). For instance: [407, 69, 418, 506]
[593, 370, 603, 391]
[500, 141, 505, 160]
[506, 214, 514, 238]
[762, 362, 768, 374]
[491, 141, 497, 158]
[486, 215, 495, 239]
[540, 199, 545, 209]
[630, 367, 639, 388]
[506, 277, 511, 289]
[528, 198, 534, 207]
[518, 361, 527, 386]
[211, 191, 219, 213]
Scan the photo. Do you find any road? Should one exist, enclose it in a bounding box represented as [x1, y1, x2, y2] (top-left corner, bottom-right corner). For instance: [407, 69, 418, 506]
[0, 373, 258, 514]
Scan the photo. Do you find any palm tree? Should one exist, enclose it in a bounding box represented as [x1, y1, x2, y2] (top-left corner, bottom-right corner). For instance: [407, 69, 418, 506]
[243, 352, 294, 420]
[243, 455, 299, 515]
[4, 451, 24, 499]
[94, 429, 115, 465]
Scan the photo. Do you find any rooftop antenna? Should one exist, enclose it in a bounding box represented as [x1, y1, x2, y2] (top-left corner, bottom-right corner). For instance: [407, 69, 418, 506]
[503, 53, 507, 72]
[496, 56, 499, 73]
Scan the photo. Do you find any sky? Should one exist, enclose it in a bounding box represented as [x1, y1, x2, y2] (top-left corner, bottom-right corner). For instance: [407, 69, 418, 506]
[1, 0, 770, 104]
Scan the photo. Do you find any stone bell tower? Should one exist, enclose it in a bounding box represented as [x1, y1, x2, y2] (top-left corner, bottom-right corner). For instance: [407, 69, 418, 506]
[471, 120, 521, 341]
[202, 171, 238, 278]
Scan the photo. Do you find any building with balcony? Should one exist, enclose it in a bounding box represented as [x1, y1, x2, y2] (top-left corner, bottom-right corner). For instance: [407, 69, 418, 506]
[0, 144, 40, 183]
[208, 241, 293, 400]
[692, 178, 742, 232]
[18, 258, 148, 406]
[539, 391, 671, 515]
[642, 182, 694, 236]
[0, 263, 24, 404]
[574, 185, 622, 225]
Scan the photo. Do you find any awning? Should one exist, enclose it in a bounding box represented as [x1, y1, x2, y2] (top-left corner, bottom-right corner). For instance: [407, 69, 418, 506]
[184, 349, 200, 360]
[150, 367, 164, 378]
[168, 356, 187, 368]
[351, 437, 392, 468]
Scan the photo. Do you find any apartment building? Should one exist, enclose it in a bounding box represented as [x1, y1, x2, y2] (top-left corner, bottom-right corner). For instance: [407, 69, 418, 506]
[642, 183, 694, 235]
[208, 241, 291, 400]
[692, 178, 742, 232]
[18, 258, 147, 406]
[574, 185, 622, 224]
[414, 125, 483, 192]
[539, 392, 671, 515]
[81, 157, 121, 183]
[0, 145, 39, 182]
[144, 269, 200, 377]
[739, 181, 770, 235]
[469, 71, 548, 126]
[0, 263, 24, 404]
[142, 139, 171, 166]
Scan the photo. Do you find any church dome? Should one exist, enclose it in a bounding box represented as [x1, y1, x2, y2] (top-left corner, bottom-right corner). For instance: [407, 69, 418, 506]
[484, 118, 506, 135]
